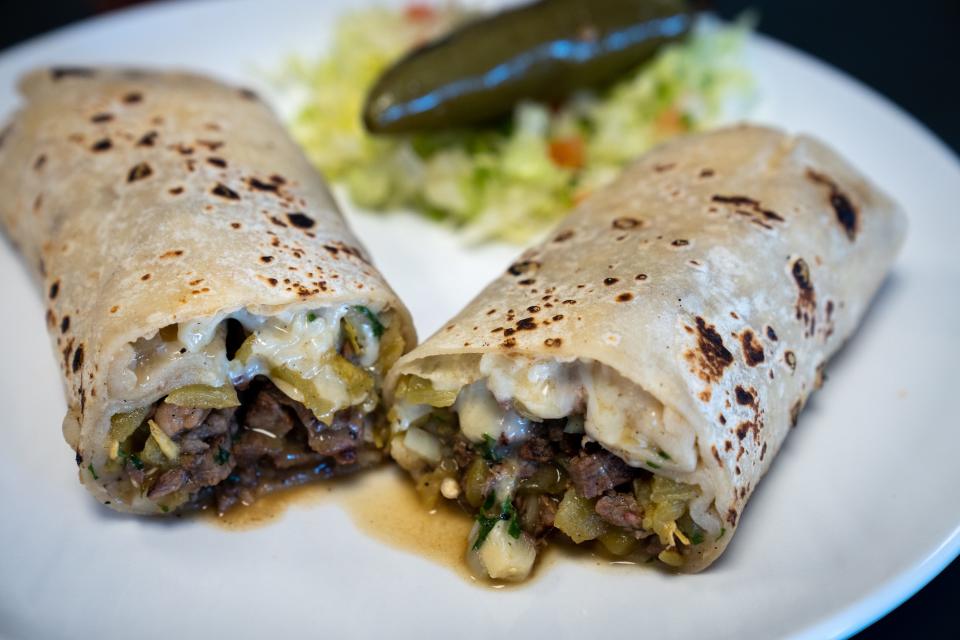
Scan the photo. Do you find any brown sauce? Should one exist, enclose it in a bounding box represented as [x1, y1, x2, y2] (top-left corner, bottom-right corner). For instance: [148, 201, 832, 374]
[205, 465, 653, 585]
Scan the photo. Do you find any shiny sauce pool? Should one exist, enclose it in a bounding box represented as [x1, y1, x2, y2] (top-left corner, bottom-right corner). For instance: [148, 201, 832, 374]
[206, 465, 640, 586]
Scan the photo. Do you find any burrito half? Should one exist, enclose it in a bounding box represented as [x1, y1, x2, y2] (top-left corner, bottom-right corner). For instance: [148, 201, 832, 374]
[385, 125, 906, 580]
[0, 68, 415, 515]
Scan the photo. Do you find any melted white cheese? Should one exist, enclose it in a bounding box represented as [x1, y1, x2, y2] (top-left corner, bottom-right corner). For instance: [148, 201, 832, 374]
[128, 305, 383, 417]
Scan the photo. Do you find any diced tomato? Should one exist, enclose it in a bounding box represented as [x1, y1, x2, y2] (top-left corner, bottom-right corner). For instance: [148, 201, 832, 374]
[405, 3, 436, 22]
[548, 136, 585, 169]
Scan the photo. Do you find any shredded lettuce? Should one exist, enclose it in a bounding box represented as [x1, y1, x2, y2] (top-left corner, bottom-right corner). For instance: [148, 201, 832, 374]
[281, 6, 755, 243]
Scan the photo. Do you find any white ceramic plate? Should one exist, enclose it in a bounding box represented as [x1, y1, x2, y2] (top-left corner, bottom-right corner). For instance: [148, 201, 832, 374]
[0, 2, 958, 638]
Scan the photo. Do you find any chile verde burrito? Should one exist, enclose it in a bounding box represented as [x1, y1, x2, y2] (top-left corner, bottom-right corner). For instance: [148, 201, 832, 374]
[0, 68, 415, 515]
[386, 125, 906, 580]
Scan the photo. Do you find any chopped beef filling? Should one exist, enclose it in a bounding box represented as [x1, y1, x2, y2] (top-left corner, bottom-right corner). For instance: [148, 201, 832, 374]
[565, 448, 635, 499]
[417, 414, 669, 551]
[126, 377, 381, 512]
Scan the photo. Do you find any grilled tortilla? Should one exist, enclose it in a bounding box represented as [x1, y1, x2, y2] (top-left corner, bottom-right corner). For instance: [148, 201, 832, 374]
[385, 125, 906, 579]
[0, 68, 415, 515]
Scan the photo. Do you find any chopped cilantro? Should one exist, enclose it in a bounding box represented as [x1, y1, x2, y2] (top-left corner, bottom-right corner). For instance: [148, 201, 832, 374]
[646, 460, 661, 469]
[215, 446, 230, 465]
[306, 312, 318, 322]
[87, 463, 99, 480]
[657, 449, 671, 460]
[690, 530, 705, 545]
[128, 454, 144, 471]
[352, 305, 384, 338]
[479, 433, 502, 463]
[482, 492, 496, 512]
[474, 497, 523, 547]
[160, 505, 169, 513]
[718, 527, 726, 540]
[473, 515, 498, 550]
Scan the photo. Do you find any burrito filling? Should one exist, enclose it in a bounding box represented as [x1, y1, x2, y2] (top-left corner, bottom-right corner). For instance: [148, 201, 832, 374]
[100, 305, 403, 513]
[390, 354, 721, 581]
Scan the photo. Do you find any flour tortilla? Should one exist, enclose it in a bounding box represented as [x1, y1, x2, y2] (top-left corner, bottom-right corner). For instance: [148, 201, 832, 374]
[0, 67, 415, 513]
[386, 125, 906, 570]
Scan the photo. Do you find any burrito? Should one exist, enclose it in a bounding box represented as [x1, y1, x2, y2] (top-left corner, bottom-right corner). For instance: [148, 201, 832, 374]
[0, 68, 415, 515]
[385, 125, 906, 580]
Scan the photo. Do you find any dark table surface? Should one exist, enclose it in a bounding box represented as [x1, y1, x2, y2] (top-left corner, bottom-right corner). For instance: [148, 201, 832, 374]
[0, 1, 956, 637]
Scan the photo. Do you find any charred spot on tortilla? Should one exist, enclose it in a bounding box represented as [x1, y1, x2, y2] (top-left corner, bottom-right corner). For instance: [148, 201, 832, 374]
[140, 273, 151, 281]
[286, 212, 315, 229]
[136, 131, 158, 147]
[784, 350, 797, 371]
[91, 138, 112, 152]
[806, 168, 858, 240]
[248, 177, 279, 192]
[122, 92, 143, 104]
[740, 330, 765, 366]
[726, 509, 738, 527]
[90, 113, 113, 123]
[32, 155, 47, 171]
[791, 258, 816, 333]
[71, 345, 84, 373]
[814, 362, 827, 389]
[211, 183, 240, 200]
[766, 326, 778, 341]
[671, 239, 689, 247]
[553, 229, 574, 243]
[544, 338, 562, 347]
[60, 316, 70, 333]
[238, 87, 259, 100]
[734, 385, 755, 406]
[604, 277, 619, 286]
[48, 280, 60, 300]
[516, 317, 537, 330]
[60, 338, 74, 371]
[616, 292, 633, 302]
[612, 216, 642, 230]
[689, 316, 734, 383]
[159, 249, 184, 259]
[699, 168, 715, 178]
[168, 186, 184, 196]
[197, 140, 224, 151]
[507, 259, 540, 276]
[503, 327, 516, 337]
[260, 256, 274, 264]
[527, 305, 540, 313]
[712, 194, 783, 224]
[501, 337, 517, 349]
[51, 67, 95, 80]
[711, 444, 723, 465]
[127, 162, 152, 183]
[518, 278, 535, 286]
[790, 399, 803, 427]
[207, 157, 227, 168]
